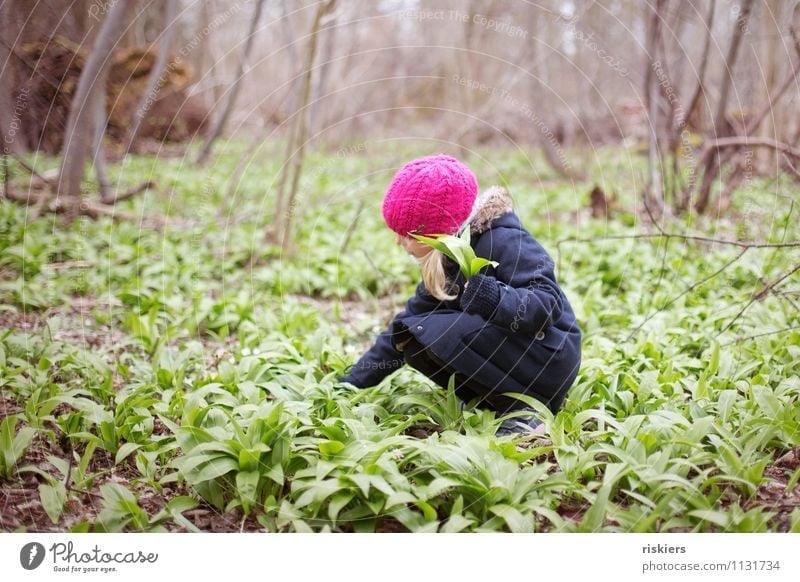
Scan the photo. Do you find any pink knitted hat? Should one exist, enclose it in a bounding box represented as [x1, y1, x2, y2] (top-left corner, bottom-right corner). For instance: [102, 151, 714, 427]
[382, 154, 478, 236]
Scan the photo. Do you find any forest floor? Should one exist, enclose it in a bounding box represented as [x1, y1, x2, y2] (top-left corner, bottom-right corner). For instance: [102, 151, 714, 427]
[1, 140, 798, 532]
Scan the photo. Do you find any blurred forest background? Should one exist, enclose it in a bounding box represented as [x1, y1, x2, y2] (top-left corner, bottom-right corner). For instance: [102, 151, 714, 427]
[2, 0, 799, 223]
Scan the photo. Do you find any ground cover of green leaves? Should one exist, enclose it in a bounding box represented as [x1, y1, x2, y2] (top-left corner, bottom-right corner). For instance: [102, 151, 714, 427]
[1, 140, 798, 532]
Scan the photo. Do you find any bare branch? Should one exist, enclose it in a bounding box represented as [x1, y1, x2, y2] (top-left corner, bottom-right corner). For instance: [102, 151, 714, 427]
[626, 246, 749, 341]
[2, 185, 178, 229]
[721, 263, 800, 334]
[704, 136, 800, 160]
[8, 153, 52, 184]
[58, 0, 136, 199]
[557, 233, 800, 252]
[719, 324, 800, 347]
[100, 181, 156, 205]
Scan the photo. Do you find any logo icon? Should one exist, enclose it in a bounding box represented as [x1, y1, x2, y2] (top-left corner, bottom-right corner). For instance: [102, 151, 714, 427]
[20, 542, 46, 570]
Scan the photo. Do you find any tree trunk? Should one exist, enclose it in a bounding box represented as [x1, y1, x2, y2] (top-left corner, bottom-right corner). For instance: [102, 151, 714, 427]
[195, 0, 268, 166]
[755, 0, 780, 174]
[272, 0, 337, 253]
[125, 0, 179, 153]
[91, 66, 111, 202]
[644, 0, 665, 212]
[0, 1, 26, 155]
[309, 12, 337, 138]
[279, 0, 301, 118]
[58, 0, 135, 201]
[694, 0, 754, 214]
[677, 0, 717, 210]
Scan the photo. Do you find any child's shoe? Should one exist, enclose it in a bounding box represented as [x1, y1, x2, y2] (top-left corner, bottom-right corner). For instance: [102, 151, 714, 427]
[496, 409, 547, 437]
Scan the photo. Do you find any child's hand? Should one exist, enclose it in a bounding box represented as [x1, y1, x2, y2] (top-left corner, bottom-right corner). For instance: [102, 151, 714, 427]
[459, 273, 501, 319]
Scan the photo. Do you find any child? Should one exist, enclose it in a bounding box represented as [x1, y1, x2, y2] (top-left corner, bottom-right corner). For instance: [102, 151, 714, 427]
[340, 154, 581, 436]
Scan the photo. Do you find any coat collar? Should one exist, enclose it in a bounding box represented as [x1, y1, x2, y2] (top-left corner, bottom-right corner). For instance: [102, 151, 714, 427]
[467, 186, 514, 235]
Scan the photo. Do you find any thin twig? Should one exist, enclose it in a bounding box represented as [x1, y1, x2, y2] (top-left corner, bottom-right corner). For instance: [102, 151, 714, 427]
[2, 186, 182, 229]
[9, 153, 53, 184]
[626, 247, 749, 341]
[719, 324, 800, 348]
[63, 448, 75, 493]
[720, 263, 800, 335]
[753, 264, 800, 301]
[338, 198, 365, 257]
[100, 181, 155, 205]
[41, 260, 93, 271]
[360, 248, 380, 275]
[704, 136, 800, 160]
[557, 233, 800, 253]
[783, 154, 800, 180]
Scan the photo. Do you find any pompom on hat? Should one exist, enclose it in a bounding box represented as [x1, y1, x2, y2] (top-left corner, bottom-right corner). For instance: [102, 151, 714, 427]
[382, 154, 478, 236]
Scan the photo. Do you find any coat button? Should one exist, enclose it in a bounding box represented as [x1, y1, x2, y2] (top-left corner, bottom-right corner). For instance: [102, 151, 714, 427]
[535, 331, 545, 341]
[416, 325, 423, 331]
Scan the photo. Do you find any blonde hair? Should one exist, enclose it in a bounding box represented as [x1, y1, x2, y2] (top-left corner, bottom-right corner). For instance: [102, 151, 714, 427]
[420, 250, 457, 301]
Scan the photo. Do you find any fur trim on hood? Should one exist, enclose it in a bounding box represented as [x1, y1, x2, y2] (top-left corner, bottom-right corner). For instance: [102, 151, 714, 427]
[467, 186, 513, 234]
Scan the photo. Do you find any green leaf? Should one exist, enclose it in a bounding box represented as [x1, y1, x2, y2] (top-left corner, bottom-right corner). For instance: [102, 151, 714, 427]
[411, 233, 498, 279]
[0, 416, 35, 477]
[752, 385, 780, 418]
[115, 442, 141, 465]
[165, 496, 199, 514]
[100, 482, 138, 505]
[236, 470, 260, 515]
[318, 440, 346, 457]
[470, 257, 498, 274]
[39, 482, 67, 524]
[440, 514, 473, 533]
[717, 390, 737, 424]
[0, 415, 18, 473]
[414, 500, 438, 522]
[264, 462, 284, 486]
[489, 504, 532, 533]
[689, 509, 730, 528]
[238, 448, 260, 472]
[194, 457, 238, 483]
[409, 233, 455, 259]
[707, 341, 720, 376]
[328, 492, 354, 523]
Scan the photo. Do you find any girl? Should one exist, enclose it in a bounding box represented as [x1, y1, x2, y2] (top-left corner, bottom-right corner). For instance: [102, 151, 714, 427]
[340, 155, 581, 436]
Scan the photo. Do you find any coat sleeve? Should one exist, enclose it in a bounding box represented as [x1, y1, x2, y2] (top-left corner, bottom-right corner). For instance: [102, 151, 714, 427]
[469, 225, 566, 334]
[340, 282, 441, 388]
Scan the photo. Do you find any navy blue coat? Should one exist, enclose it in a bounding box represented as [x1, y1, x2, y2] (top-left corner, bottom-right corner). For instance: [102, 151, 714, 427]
[342, 209, 582, 413]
